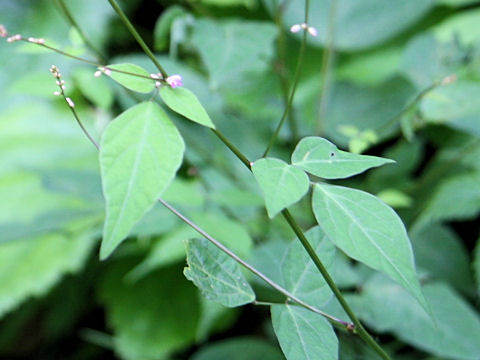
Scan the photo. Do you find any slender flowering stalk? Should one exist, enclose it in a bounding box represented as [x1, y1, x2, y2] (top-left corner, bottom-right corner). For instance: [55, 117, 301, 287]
[50, 65, 99, 150]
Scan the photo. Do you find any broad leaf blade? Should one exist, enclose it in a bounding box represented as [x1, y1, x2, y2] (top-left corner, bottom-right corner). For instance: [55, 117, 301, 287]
[271, 304, 338, 360]
[100, 102, 184, 259]
[184, 238, 255, 307]
[350, 275, 480, 359]
[252, 158, 309, 218]
[292, 137, 394, 179]
[160, 86, 215, 128]
[312, 183, 428, 312]
[107, 63, 155, 93]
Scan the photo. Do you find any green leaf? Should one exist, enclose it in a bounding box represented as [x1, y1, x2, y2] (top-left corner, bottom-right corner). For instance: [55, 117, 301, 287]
[291, 137, 394, 179]
[312, 183, 428, 312]
[153, 5, 187, 51]
[99, 262, 200, 360]
[0, 231, 96, 319]
[350, 275, 480, 359]
[72, 67, 113, 109]
[419, 172, 480, 223]
[252, 158, 309, 218]
[184, 238, 255, 307]
[160, 86, 215, 128]
[421, 81, 480, 136]
[107, 63, 155, 93]
[410, 223, 474, 295]
[433, 8, 480, 45]
[191, 337, 283, 360]
[263, 0, 434, 51]
[271, 304, 338, 360]
[191, 19, 277, 90]
[99, 102, 184, 259]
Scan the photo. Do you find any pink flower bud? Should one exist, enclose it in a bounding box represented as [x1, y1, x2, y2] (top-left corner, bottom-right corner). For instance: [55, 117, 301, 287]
[94, 70, 102, 77]
[290, 24, 302, 33]
[66, 97, 75, 108]
[166, 74, 183, 88]
[308, 26, 318, 37]
[0, 24, 7, 38]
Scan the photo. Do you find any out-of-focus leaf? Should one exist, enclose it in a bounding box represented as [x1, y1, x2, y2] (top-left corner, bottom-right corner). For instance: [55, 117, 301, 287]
[99, 102, 184, 259]
[291, 137, 394, 179]
[252, 158, 309, 218]
[350, 275, 480, 360]
[0, 231, 96, 319]
[184, 238, 255, 307]
[434, 8, 480, 45]
[99, 262, 200, 360]
[419, 171, 480, 223]
[312, 184, 428, 312]
[474, 238, 480, 295]
[421, 81, 480, 136]
[271, 304, 338, 360]
[72, 67, 113, 109]
[160, 86, 216, 128]
[263, 0, 434, 50]
[410, 223, 474, 294]
[191, 19, 277, 90]
[107, 63, 155, 93]
[154, 5, 187, 51]
[195, 296, 236, 342]
[191, 337, 283, 360]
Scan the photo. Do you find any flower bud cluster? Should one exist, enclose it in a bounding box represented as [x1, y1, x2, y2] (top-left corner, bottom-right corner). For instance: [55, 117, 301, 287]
[290, 23, 318, 37]
[94, 67, 112, 77]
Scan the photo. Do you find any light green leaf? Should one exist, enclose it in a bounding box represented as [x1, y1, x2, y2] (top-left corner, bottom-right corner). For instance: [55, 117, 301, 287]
[419, 172, 480, 223]
[99, 262, 200, 360]
[184, 238, 255, 307]
[291, 137, 394, 179]
[191, 337, 283, 360]
[252, 158, 309, 218]
[0, 231, 96, 319]
[191, 19, 277, 90]
[434, 8, 480, 45]
[350, 275, 480, 359]
[99, 102, 184, 259]
[160, 86, 215, 128]
[107, 63, 155, 93]
[271, 304, 338, 360]
[72, 67, 113, 109]
[312, 183, 428, 312]
[263, 0, 434, 51]
[420, 81, 480, 136]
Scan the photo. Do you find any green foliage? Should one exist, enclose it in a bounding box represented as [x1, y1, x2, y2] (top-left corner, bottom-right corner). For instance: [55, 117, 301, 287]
[291, 136, 394, 179]
[271, 304, 338, 360]
[160, 86, 216, 128]
[252, 158, 309, 218]
[107, 63, 155, 93]
[312, 184, 428, 311]
[184, 238, 255, 307]
[99, 101, 184, 259]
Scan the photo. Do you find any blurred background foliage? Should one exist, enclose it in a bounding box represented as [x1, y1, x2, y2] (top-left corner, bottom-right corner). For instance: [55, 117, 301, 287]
[0, 0, 479, 359]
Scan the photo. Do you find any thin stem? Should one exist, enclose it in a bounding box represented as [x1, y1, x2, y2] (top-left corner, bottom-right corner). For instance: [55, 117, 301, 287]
[55, 0, 106, 62]
[158, 198, 351, 330]
[282, 209, 391, 360]
[107, 0, 168, 78]
[211, 128, 252, 169]
[316, 0, 337, 135]
[18, 39, 158, 81]
[262, 2, 309, 157]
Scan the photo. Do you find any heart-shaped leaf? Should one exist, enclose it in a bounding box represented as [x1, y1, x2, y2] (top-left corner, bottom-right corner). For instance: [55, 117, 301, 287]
[100, 102, 184, 259]
[252, 158, 309, 218]
[312, 183, 428, 313]
[292, 137, 394, 179]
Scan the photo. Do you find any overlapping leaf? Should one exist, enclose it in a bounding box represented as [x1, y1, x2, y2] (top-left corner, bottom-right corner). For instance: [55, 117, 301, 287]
[312, 183, 428, 312]
[107, 63, 155, 93]
[99, 102, 184, 259]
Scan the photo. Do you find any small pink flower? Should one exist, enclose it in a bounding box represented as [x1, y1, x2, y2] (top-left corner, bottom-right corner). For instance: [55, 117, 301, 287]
[0, 24, 7, 38]
[166, 74, 183, 88]
[307, 26, 318, 37]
